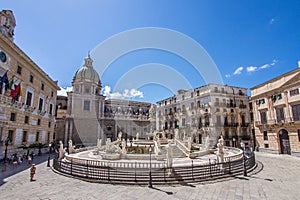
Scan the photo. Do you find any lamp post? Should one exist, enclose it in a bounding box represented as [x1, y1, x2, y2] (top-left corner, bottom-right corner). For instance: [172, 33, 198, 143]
[148, 145, 153, 188]
[4, 137, 10, 162]
[47, 143, 51, 167]
[232, 137, 236, 147]
[240, 141, 247, 176]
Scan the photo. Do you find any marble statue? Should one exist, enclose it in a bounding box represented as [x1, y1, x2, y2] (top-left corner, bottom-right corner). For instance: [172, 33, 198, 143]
[217, 136, 224, 164]
[205, 136, 210, 150]
[187, 137, 192, 151]
[166, 141, 173, 176]
[97, 138, 102, 150]
[118, 131, 122, 141]
[136, 132, 139, 141]
[121, 139, 127, 154]
[59, 141, 65, 160]
[68, 140, 74, 154]
[105, 138, 122, 154]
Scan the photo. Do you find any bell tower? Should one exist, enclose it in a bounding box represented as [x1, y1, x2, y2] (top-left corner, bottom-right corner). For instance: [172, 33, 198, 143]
[0, 10, 16, 41]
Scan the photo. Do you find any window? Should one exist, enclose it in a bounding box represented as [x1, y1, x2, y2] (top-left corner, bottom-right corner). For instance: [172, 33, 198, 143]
[216, 116, 221, 126]
[264, 144, 269, 148]
[204, 115, 209, 126]
[107, 126, 112, 131]
[47, 132, 50, 143]
[298, 129, 300, 142]
[182, 95, 185, 100]
[10, 113, 16, 121]
[41, 83, 44, 91]
[22, 131, 27, 142]
[48, 121, 51, 128]
[35, 132, 39, 142]
[197, 91, 199, 96]
[83, 100, 90, 111]
[276, 107, 285, 123]
[24, 116, 29, 124]
[49, 104, 53, 115]
[292, 104, 300, 121]
[191, 102, 194, 109]
[25, 91, 32, 106]
[182, 118, 186, 126]
[38, 98, 43, 111]
[37, 119, 41, 126]
[17, 66, 22, 75]
[85, 87, 90, 94]
[51, 91, 54, 97]
[197, 101, 200, 108]
[290, 89, 299, 96]
[260, 111, 267, 124]
[8, 130, 13, 142]
[29, 75, 33, 83]
[272, 94, 282, 102]
[263, 131, 268, 140]
[256, 99, 265, 105]
[191, 92, 193, 98]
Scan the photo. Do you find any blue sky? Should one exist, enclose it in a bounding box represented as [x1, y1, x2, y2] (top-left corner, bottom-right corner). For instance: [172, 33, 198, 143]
[2, 0, 300, 103]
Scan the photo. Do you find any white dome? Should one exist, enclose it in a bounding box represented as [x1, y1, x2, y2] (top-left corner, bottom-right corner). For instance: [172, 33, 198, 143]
[73, 55, 101, 85]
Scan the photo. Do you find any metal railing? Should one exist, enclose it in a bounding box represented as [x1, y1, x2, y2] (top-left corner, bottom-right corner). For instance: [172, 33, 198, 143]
[53, 152, 256, 185]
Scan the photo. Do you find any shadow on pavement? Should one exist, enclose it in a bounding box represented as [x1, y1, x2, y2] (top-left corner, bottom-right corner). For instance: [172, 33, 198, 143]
[0, 153, 54, 186]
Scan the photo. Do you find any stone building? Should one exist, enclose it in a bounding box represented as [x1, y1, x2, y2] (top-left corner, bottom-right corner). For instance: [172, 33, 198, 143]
[251, 65, 300, 155]
[62, 55, 155, 147]
[156, 84, 251, 148]
[0, 10, 60, 158]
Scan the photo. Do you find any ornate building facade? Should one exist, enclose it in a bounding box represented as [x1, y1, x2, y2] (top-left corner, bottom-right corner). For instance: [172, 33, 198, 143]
[251, 65, 300, 155]
[62, 56, 155, 147]
[0, 10, 60, 158]
[156, 84, 251, 148]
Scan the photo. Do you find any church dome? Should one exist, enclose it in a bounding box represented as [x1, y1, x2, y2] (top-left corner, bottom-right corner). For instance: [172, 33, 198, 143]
[73, 55, 100, 85]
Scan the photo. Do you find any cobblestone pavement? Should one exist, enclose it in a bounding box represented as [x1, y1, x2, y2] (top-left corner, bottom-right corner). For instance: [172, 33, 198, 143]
[1, 152, 300, 200]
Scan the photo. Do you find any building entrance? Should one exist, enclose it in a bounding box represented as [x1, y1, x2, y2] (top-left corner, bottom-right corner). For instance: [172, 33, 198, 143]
[279, 129, 291, 155]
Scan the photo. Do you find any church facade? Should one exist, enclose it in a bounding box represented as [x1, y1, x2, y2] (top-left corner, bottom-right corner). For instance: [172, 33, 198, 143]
[62, 56, 155, 147]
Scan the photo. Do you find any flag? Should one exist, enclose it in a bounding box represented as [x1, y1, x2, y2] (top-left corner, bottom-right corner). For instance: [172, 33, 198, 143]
[9, 78, 14, 90]
[15, 83, 21, 101]
[0, 72, 9, 90]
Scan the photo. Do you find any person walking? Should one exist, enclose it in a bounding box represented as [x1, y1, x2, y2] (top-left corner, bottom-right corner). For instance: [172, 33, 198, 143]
[30, 164, 36, 181]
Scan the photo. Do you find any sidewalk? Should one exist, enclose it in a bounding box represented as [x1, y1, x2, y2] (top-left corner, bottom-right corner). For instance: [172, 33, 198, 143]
[1, 152, 300, 200]
[0, 153, 53, 185]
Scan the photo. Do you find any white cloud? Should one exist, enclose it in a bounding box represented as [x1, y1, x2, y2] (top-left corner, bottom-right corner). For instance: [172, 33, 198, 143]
[270, 59, 278, 66]
[247, 66, 258, 72]
[57, 86, 73, 96]
[260, 64, 270, 69]
[225, 74, 231, 78]
[102, 85, 143, 99]
[269, 18, 275, 25]
[233, 66, 243, 75]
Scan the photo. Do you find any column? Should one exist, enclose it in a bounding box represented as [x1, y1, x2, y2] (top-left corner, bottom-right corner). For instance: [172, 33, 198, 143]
[64, 119, 69, 146]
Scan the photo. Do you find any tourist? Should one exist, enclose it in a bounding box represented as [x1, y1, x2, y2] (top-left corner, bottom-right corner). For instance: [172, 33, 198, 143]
[28, 155, 32, 164]
[30, 164, 36, 181]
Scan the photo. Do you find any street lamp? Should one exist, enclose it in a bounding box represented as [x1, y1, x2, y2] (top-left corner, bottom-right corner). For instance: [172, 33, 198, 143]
[240, 141, 247, 176]
[148, 144, 153, 188]
[47, 143, 51, 167]
[232, 137, 236, 147]
[4, 137, 11, 162]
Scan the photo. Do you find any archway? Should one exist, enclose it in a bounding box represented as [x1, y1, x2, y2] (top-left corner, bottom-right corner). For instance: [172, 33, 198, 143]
[278, 129, 291, 155]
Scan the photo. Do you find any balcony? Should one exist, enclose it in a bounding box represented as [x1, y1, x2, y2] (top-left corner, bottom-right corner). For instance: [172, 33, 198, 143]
[224, 122, 239, 127]
[239, 104, 247, 109]
[24, 105, 35, 113]
[226, 103, 236, 108]
[241, 122, 250, 127]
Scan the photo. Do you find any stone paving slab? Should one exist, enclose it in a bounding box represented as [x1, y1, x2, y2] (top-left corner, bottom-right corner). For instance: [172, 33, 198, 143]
[1, 152, 300, 200]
